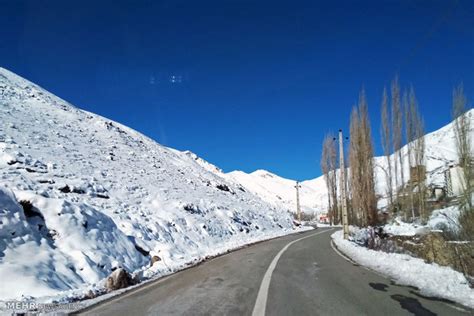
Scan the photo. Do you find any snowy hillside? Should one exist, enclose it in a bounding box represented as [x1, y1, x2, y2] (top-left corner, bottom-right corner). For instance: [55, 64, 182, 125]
[373, 109, 473, 207]
[228, 110, 473, 215]
[0, 68, 301, 302]
[226, 170, 328, 215]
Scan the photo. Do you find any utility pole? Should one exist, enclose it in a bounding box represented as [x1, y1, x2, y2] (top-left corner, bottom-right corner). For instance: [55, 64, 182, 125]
[295, 181, 301, 222]
[338, 129, 349, 239]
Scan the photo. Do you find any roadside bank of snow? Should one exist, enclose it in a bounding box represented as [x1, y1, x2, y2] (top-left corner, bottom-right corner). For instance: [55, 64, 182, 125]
[0, 225, 312, 315]
[331, 230, 474, 309]
[382, 206, 462, 237]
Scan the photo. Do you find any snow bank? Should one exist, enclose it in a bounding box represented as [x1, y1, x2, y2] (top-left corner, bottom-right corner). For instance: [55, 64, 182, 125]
[427, 206, 461, 234]
[0, 186, 146, 300]
[381, 206, 461, 237]
[331, 230, 474, 308]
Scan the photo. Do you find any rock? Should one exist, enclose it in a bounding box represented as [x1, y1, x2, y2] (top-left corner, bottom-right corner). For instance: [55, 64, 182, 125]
[19, 200, 44, 219]
[183, 203, 202, 215]
[135, 244, 150, 257]
[84, 290, 96, 300]
[150, 255, 161, 266]
[105, 268, 133, 291]
[216, 184, 230, 192]
[59, 185, 71, 193]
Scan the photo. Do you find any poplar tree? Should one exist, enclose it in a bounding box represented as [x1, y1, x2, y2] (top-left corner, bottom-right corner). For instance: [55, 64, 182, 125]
[452, 84, 473, 212]
[452, 84, 473, 240]
[411, 88, 426, 221]
[403, 90, 415, 220]
[349, 90, 377, 226]
[391, 77, 404, 208]
[404, 87, 426, 221]
[349, 106, 362, 225]
[380, 87, 394, 212]
[321, 134, 339, 225]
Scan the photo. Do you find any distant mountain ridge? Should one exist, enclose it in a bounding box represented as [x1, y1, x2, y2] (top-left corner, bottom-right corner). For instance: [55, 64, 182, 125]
[227, 109, 473, 215]
[226, 169, 327, 214]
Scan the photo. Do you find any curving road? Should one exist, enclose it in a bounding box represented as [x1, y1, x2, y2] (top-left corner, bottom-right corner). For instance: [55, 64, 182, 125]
[76, 228, 471, 316]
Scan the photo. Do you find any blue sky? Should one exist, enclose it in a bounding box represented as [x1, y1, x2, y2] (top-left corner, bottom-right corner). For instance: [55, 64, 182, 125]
[1, 0, 473, 180]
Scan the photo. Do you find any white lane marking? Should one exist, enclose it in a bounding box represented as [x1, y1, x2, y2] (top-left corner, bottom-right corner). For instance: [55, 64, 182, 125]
[251, 228, 334, 316]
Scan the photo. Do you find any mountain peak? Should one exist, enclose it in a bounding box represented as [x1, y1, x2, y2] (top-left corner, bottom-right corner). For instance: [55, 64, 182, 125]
[251, 169, 276, 178]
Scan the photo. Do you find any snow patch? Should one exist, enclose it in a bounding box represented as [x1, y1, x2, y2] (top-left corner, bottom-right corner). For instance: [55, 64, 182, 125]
[331, 230, 474, 308]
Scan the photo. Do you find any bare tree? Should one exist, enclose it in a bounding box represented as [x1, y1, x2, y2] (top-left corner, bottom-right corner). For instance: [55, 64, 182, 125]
[404, 89, 415, 220]
[329, 135, 340, 224]
[321, 134, 339, 225]
[452, 84, 473, 240]
[349, 106, 362, 226]
[391, 77, 404, 208]
[321, 135, 332, 224]
[405, 87, 427, 221]
[349, 90, 377, 226]
[380, 86, 394, 212]
[344, 144, 351, 225]
[359, 91, 378, 226]
[452, 84, 473, 212]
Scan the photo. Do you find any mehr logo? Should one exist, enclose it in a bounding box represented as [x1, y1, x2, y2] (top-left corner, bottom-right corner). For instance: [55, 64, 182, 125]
[5, 301, 85, 311]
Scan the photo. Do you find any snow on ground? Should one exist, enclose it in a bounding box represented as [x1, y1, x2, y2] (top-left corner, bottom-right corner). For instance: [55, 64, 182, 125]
[427, 206, 462, 234]
[382, 206, 461, 237]
[331, 230, 474, 309]
[0, 67, 310, 306]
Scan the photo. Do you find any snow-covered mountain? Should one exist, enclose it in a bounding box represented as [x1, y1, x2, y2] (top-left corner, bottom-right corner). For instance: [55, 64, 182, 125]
[372, 109, 473, 207]
[227, 110, 473, 215]
[0, 68, 300, 302]
[226, 170, 328, 215]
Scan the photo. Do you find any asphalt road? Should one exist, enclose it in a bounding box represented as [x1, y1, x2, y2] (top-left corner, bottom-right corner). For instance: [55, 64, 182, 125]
[77, 228, 472, 316]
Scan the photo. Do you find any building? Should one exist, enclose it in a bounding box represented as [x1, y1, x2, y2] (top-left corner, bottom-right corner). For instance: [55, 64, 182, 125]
[444, 165, 473, 197]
